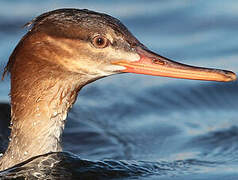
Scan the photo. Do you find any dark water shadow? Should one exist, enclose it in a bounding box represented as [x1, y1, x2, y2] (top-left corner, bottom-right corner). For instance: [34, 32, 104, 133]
[0, 103, 10, 154]
[0, 151, 221, 180]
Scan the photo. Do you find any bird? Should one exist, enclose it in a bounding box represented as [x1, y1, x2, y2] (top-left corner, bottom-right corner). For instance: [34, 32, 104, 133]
[0, 8, 236, 171]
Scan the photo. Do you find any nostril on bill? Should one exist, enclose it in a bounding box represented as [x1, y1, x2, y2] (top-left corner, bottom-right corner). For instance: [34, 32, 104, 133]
[152, 58, 164, 65]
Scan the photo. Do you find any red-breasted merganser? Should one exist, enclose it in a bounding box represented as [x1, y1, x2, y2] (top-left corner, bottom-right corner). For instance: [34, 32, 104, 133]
[0, 8, 236, 171]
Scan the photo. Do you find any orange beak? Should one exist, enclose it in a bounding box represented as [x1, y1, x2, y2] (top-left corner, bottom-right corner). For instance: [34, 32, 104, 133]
[113, 47, 236, 82]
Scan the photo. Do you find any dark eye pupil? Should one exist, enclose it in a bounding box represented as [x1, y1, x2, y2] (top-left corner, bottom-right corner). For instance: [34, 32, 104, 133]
[97, 38, 104, 45]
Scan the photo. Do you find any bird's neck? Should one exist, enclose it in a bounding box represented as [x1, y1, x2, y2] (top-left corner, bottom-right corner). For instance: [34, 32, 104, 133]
[0, 58, 95, 171]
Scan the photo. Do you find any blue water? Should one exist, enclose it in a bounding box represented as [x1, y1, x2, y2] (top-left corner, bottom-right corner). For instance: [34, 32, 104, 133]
[0, 0, 238, 179]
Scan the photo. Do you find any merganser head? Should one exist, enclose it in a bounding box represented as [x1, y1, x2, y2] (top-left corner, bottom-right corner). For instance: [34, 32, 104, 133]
[4, 8, 236, 82]
[0, 8, 236, 171]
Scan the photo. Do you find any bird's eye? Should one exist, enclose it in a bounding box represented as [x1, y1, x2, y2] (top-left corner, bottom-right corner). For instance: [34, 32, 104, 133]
[92, 35, 109, 48]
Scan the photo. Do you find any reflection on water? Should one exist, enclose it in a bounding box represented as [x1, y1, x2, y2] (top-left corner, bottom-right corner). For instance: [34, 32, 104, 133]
[0, 0, 238, 179]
